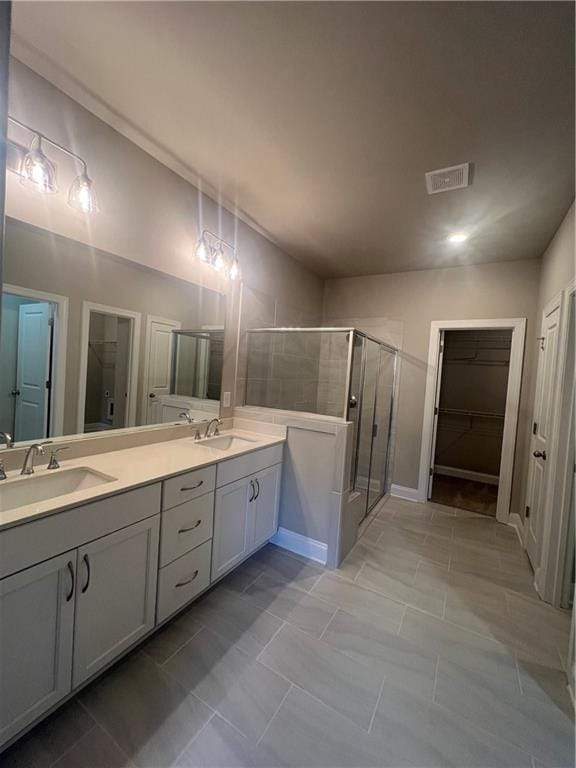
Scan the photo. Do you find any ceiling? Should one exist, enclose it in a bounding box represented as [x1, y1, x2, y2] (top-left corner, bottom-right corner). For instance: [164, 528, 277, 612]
[10, 2, 575, 278]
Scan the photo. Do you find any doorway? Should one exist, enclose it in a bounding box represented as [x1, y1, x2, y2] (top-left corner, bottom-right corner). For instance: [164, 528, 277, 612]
[419, 318, 526, 523]
[0, 285, 67, 442]
[142, 315, 181, 425]
[77, 302, 141, 433]
[430, 329, 513, 517]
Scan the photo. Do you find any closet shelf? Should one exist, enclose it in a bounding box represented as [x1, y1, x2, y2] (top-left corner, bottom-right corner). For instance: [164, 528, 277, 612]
[438, 407, 505, 419]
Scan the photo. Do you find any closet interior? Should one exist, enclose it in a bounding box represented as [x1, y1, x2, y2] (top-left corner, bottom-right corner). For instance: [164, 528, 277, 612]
[431, 328, 513, 516]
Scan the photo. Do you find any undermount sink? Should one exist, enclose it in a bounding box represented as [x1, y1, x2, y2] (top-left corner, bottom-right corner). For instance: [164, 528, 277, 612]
[197, 434, 259, 452]
[0, 467, 117, 512]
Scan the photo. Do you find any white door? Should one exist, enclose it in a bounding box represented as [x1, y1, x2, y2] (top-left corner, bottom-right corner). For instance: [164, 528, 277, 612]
[251, 465, 281, 549]
[428, 330, 445, 497]
[525, 301, 561, 569]
[14, 302, 51, 442]
[0, 552, 75, 748]
[144, 317, 181, 424]
[73, 517, 159, 687]
[212, 476, 252, 581]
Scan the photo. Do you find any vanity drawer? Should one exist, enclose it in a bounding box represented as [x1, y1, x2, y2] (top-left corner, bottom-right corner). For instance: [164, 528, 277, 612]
[156, 540, 212, 623]
[216, 444, 284, 487]
[162, 466, 216, 511]
[160, 493, 214, 567]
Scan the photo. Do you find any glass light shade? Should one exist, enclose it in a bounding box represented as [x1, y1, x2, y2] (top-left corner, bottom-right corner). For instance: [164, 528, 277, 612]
[196, 237, 210, 263]
[213, 246, 226, 272]
[68, 172, 98, 213]
[21, 139, 58, 194]
[229, 256, 240, 281]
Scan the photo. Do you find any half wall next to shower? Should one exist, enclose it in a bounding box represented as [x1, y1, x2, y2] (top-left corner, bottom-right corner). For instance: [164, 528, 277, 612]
[244, 327, 398, 520]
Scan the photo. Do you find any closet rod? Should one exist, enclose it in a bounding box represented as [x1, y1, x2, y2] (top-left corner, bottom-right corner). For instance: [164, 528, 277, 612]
[438, 407, 505, 419]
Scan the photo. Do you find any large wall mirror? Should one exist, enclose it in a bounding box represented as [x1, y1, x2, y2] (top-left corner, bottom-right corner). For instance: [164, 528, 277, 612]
[0, 218, 226, 446]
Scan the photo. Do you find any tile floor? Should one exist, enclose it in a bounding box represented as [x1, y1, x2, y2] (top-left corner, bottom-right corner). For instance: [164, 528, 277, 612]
[3, 496, 574, 768]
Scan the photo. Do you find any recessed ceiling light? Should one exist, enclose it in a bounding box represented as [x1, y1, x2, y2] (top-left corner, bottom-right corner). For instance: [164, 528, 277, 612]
[447, 232, 468, 244]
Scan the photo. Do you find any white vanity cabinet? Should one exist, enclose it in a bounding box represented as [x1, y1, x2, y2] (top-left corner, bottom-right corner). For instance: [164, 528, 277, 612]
[0, 484, 162, 751]
[212, 445, 282, 581]
[0, 552, 75, 746]
[72, 516, 160, 687]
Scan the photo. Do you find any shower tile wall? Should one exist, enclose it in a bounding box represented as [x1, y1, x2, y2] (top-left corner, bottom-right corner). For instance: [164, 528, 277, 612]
[237, 285, 322, 410]
[316, 333, 350, 417]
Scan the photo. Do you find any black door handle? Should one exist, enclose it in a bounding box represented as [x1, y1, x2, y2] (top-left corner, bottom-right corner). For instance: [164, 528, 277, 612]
[81, 554, 91, 593]
[533, 450, 547, 460]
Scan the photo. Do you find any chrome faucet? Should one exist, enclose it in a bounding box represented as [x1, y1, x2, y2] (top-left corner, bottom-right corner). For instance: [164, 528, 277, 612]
[204, 418, 223, 438]
[179, 411, 193, 425]
[20, 442, 52, 476]
[0, 431, 14, 449]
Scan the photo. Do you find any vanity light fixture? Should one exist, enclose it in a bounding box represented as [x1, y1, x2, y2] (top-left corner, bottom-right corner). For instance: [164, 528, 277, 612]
[21, 134, 58, 194]
[8, 115, 99, 214]
[195, 229, 241, 280]
[447, 232, 468, 244]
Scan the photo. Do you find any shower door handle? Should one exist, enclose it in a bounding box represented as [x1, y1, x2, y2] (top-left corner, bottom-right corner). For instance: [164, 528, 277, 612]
[349, 395, 357, 409]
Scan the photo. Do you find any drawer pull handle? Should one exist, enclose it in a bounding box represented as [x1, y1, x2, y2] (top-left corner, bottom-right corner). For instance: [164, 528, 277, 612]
[178, 520, 202, 533]
[180, 481, 204, 492]
[175, 570, 199, 588]
[81, 554, 91, 594]
[66, 561, 75, 601]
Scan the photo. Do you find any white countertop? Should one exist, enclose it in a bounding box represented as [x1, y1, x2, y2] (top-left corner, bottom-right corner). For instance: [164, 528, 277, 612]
[0, 430, 285, 532]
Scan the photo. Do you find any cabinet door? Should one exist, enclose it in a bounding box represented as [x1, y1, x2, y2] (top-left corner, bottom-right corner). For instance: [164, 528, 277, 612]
[73, 516, 160, 687]
[212, 476, 251, 581]
[0, 551, 75, 747]
[251, 464, 282, 550]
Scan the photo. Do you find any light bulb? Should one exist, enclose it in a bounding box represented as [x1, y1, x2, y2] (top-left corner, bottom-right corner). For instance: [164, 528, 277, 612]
[213, 246, 225, 272]
[21, 136, 57, 194]
[195, 237, 210, 263]
[229, 256, 240, 281]
[68, 171, 98, 213]
[447, 232, 468, 244]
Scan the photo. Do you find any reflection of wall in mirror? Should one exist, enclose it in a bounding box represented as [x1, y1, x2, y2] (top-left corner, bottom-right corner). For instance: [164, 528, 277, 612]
[2, 217, 226, 437]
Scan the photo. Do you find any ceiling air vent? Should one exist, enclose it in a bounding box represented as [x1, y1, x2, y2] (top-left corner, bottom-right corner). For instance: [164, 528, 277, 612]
[425, 163, 470, 195]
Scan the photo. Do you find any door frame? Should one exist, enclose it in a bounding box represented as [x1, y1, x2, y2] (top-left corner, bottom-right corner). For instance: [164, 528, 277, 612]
[141, 314, 181, 425]
[77, 301, 141, 433]
[2, 283, 68, 440]
[536, 280, 576, 603]
[418, 318, 526, 523]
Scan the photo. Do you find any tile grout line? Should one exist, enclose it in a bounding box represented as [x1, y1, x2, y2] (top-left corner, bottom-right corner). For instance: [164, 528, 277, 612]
[396, 603, 408, 636]
[170, 712, 216, 765]
[46, 722, 98, 768]
[367, 676, 386, 735]
[255, 620, 287, 662]
[317, 608, 339, 641]
[431, 654, 441, 703]
[159, 624, 212, 672]
[156, 622, 205, 668]
[75, 697, 137, 767]
[256, 683, 293, 746]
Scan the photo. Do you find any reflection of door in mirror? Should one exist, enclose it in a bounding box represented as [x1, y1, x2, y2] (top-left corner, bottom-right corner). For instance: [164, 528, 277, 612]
[80, 304, 141, 434]
[0, 287, 64, 442]
[143, 316, 181, 425]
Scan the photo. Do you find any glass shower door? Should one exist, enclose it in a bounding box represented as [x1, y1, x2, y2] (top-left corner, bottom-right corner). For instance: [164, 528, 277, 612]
[367, 347, 396, 509]
[355, 338, 380, 519]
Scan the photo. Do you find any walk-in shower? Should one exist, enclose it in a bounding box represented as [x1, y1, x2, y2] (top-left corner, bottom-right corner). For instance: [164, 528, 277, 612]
[244, 327, 398, 519]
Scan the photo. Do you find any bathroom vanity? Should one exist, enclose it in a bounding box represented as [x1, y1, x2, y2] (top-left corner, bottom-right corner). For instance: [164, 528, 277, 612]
[0, 430, 283, 750]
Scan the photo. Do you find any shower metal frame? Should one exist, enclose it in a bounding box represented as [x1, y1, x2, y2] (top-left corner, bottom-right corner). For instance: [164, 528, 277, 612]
[246, 326, 399, 515]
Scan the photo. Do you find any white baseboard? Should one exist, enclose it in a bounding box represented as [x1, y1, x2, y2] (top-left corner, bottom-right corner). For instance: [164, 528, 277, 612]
[435, 465, 499, 486]
[271, 527, 328, 565]
[391, 484, 423, 503]
[507, 512, 525, 544]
